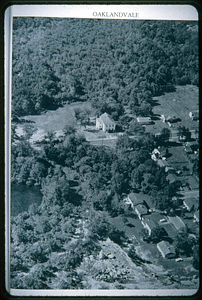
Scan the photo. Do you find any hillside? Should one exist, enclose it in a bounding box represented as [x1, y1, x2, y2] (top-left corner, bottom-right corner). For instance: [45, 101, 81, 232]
[12, 18, 198, 118]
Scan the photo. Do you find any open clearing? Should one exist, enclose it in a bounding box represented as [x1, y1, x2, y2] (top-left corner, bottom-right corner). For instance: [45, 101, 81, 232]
[146, 85, 199, 135]
[21, 102, 96, 132]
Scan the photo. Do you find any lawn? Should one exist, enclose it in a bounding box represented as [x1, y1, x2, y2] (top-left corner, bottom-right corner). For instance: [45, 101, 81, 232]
[145, 85, 199, 135]
[21, 102, 97, 132]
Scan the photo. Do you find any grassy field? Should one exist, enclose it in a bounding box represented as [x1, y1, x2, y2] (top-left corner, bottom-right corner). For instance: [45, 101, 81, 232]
[145, 85, 199, 135]
[22, 102, 96, 132]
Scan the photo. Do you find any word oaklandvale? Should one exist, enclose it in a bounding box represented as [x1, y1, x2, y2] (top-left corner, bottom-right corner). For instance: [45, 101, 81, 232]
[93, 11, 139, 18]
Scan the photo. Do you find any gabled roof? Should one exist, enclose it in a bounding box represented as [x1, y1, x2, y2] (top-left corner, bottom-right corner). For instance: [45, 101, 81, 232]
[157, 241, 175, 257]
[98, 113, 115, 126]
[128, 193, 144, 206]
[168, 216, 186, 231]
[137, 117, 152, 122]
[143, 218, 157, 230]
[135, 204, 148, 215]
[183, 198, 199, 210]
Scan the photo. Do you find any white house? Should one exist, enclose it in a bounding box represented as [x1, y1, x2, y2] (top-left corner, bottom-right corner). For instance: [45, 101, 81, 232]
[136, 117, 152, 125]
[96, 113, 116, 132]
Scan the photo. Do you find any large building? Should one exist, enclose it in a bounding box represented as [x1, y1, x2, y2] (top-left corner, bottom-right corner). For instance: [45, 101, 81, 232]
[96, 113, 116, 132]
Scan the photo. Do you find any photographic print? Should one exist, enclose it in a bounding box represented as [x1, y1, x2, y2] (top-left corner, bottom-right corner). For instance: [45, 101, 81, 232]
[5, 4, 199, 297]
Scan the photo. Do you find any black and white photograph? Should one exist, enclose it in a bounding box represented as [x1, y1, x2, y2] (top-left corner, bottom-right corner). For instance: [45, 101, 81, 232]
[5, 4, 199, 297]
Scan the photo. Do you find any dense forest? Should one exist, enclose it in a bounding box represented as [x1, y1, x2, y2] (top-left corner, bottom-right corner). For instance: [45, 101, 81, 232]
[10, 18, 199, 289]
[12, 18, 198, 119]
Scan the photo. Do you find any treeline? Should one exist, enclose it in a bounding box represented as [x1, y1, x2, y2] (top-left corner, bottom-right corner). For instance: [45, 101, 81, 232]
[12, 126, 177, 214]
[12, 18, 198, 118]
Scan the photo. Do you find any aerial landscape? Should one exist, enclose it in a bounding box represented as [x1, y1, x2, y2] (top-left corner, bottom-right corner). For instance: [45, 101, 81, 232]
[10, 17, 199, 290]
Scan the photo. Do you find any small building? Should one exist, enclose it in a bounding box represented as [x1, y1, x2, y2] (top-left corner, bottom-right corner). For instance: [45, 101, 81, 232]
[193, 210, 199, 223]
[160, 114, 166, 122]
[189, 110, 199, 121]
[151, 147, 168, 161]
[136, 117, 152, 125]
[135, 204, 148, 220]
[96, 113, 116, 132]
[186, 177, 199, 190]
[184, 145, 193, 154]
[125, 193, 144, 209]
[168, 216, 186, 231]
[157, 241, 176, 259]
[183, 198, 199, 212]
[141, 218, 157, 236]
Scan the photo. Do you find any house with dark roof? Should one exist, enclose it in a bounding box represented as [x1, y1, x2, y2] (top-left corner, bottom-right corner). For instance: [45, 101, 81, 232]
[157, 241, 176, 259]
[96, 113, 116, 132]
[126, 193, 144, 209]
[135, 204, 148, 220]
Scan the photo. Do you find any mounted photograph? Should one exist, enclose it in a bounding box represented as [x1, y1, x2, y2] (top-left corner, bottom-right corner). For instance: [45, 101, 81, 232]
[5, 4, 199, 297]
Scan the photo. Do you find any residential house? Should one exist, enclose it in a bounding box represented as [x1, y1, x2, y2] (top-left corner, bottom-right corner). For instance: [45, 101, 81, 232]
[157, 241, 176, 259]
[183, 198, 199, 212]
[193, 210, 199, 223]
[151, 147, 168, 161]
[184, 145, 193, 154]
[96, 113, 116, 132]
[124, 193, 144, 209]
[135, 204, 148, 220]
[141, 218, 157, 236]
[168, 216, 186, 231]
[136, 117, 152, 125]
[186, 177, 199, 190]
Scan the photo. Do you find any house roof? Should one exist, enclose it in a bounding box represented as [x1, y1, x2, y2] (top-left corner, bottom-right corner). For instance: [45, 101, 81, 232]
[187, 177, 199, 190]
[162, 223, 178, 239]
[168, 216, 186, 231]
[167, 174, 177, 184]
[144, 218, 157, 230]
[98, 113, 115, 126]
[128, 193, 144, 206]
[135, 204, 148, 215]
[136, 117, 152, 122]
[183, 198, 199, 210]
[157, 241, 175, 257]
